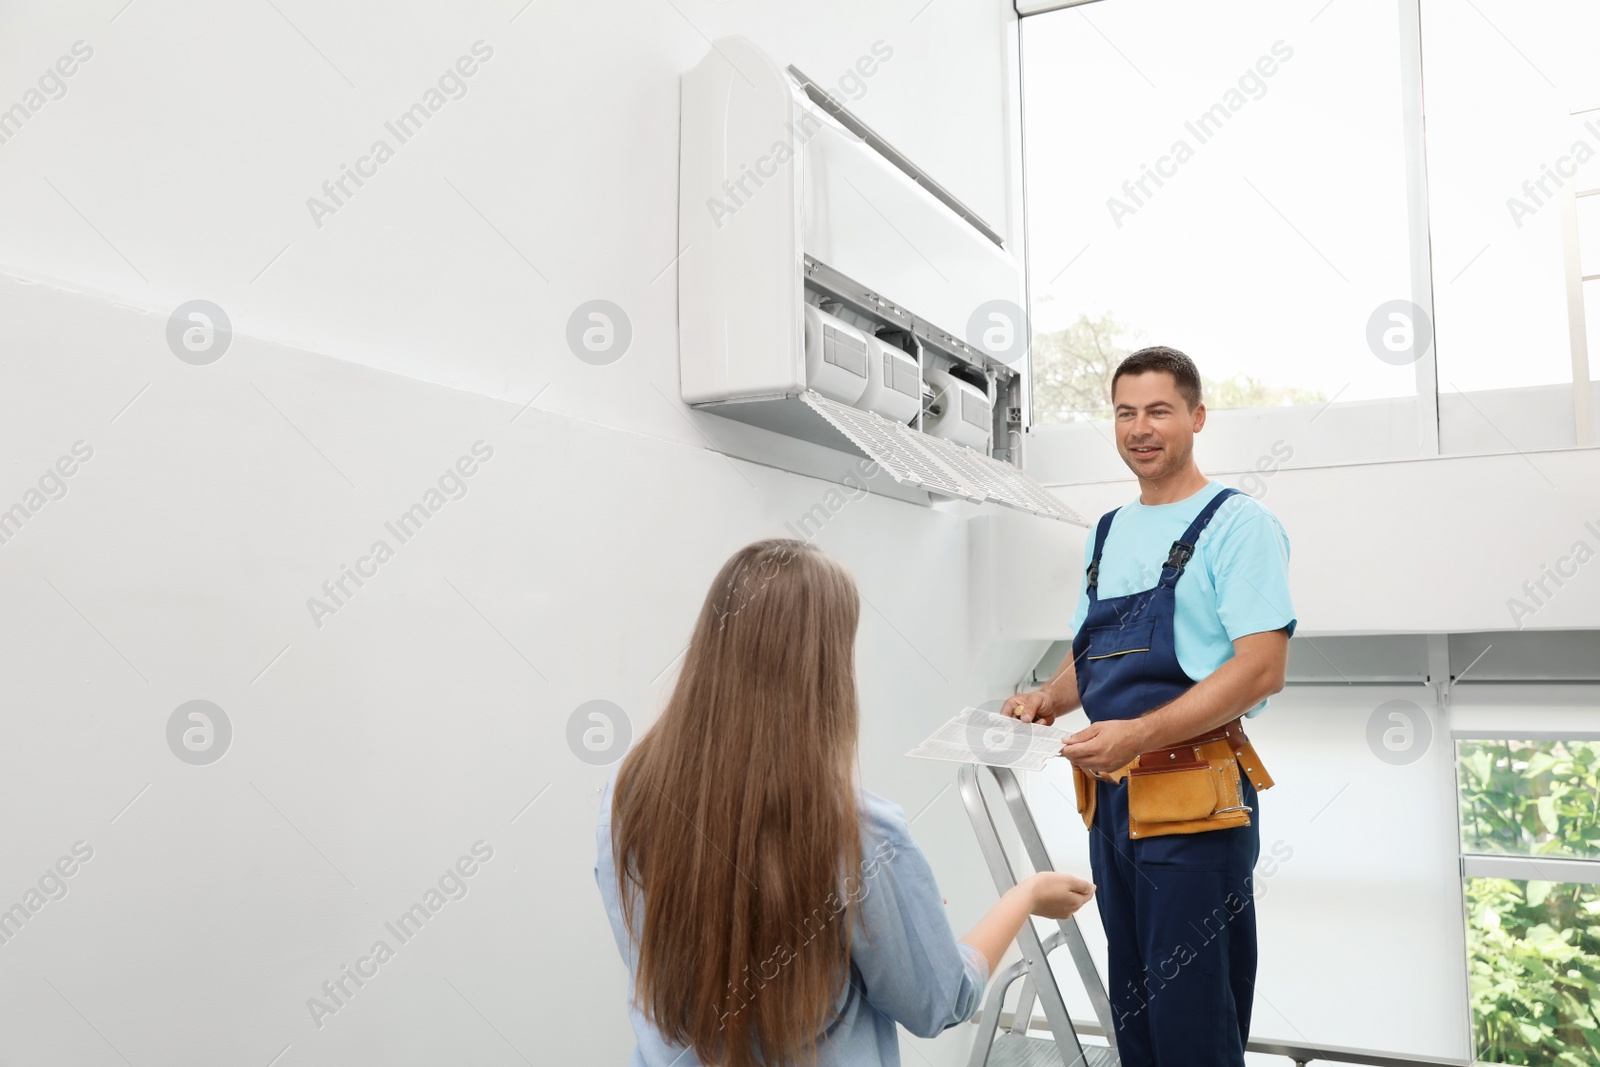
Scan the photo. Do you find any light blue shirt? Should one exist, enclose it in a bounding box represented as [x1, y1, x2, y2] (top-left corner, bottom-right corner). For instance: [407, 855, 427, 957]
[1070, 480, 1297, 717]
[595, 773, 989, 1066]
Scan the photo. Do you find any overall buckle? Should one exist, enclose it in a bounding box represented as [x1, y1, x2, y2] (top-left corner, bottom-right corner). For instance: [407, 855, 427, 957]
[1164, 540, 1195, 573]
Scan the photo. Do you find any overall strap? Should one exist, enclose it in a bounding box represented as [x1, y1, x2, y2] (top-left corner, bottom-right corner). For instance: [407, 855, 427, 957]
[1158, 487, 1241, 589]
[1084, 508, 1119, 600]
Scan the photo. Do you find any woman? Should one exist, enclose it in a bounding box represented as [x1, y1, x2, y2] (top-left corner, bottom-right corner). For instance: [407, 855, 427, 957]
[596, 538, 1095, 1066]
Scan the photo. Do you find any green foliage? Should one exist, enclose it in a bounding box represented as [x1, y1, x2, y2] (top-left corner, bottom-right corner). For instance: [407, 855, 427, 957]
[1459, 740, 1600, 860]
[1029, 312, 1131, 423]
[1458, 740, 1600, 1065]
[1027, 312, 1325, 424]
[1201, 372, 1327, 412]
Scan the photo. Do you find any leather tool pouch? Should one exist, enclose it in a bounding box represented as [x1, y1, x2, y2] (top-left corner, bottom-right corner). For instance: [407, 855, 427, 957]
[1073, 763, 1096, 830]
[1125, 731, 1272, 840]
[1127, 751, 1224, 824]
[1071, 723, 1274, 838]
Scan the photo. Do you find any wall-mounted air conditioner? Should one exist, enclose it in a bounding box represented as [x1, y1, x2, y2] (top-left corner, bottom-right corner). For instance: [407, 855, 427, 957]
[677, 37, 1085, 525]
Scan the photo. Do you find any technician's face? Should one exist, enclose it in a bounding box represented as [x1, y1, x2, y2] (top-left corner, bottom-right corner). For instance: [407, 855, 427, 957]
[1112, 372, 1202, 479]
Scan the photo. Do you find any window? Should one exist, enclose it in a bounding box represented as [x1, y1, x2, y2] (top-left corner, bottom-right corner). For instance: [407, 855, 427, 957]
[1020, 0, 1419, 441]
[1419, 0, 1600, 454]
[1456, 738, 1600, 1066]
[1019, 0, 1600, 469]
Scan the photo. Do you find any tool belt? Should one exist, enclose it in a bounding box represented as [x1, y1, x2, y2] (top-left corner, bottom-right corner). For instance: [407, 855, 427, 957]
[1072, 719, 1274, 839]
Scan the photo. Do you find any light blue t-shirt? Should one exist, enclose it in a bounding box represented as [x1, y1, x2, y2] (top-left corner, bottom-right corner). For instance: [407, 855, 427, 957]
[1070, 480, 1297, 717]
[595, 773, 988, 1066]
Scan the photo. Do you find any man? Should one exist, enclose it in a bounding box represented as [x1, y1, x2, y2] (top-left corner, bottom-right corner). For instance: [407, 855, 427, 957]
[1006, 346, 1296, 1067]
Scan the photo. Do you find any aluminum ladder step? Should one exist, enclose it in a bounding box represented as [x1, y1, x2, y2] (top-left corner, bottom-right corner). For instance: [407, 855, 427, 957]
[958, 762, 1120, 1067]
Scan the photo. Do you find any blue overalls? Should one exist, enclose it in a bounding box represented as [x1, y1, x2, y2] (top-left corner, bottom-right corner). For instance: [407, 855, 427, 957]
[1070, 487, 1259, 1067]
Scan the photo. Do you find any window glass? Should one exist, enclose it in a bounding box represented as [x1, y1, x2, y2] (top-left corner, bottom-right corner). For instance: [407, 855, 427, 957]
[1022, 0, 1417, 424]
[1465, 877, 1600, 1066]
[1457, 739, 1600, 861]
[1421, 0, 1600, 453]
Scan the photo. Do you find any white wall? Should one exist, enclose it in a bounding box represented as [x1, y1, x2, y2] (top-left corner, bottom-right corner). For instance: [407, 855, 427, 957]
[0, 0, 1011, 401]
[0, 2, 1030, 1064]
[1032, 429, 1600, 635]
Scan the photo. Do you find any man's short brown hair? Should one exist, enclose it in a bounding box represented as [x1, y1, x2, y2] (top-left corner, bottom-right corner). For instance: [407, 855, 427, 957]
[1112, 346, 1202, 411]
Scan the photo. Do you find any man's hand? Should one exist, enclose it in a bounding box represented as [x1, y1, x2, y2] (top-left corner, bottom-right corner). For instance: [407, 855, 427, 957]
[1002, 689, 1056, 726]
[1061, 718, 1148, 775]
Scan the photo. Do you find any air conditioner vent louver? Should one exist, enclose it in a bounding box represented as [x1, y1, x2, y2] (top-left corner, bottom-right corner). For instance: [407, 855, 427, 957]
[911, 429, 1087, 524]
[800, 392, 1087, 524]
[800, 392, 980, 500]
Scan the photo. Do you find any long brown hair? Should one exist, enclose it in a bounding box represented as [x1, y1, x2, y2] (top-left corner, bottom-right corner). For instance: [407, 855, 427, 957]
[611, 539, 863, 1067]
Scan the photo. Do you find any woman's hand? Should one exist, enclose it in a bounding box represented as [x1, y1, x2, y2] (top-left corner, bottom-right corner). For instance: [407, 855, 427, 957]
[1023, 872, 1095, 919]
[961, 871, 1097, 974]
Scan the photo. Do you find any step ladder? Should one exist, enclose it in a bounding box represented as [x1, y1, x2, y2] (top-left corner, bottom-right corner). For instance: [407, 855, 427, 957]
[958, 763, 1120, 1067]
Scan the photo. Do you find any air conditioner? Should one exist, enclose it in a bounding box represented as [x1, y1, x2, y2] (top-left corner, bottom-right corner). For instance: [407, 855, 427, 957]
[677, 37, 1084, 525]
